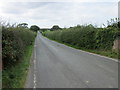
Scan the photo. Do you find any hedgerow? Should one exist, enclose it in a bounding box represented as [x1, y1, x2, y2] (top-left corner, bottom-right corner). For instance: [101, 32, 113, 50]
[2, 26, 36, 68]
[43, 25, 120, 51]
[95, 28, 119, 50]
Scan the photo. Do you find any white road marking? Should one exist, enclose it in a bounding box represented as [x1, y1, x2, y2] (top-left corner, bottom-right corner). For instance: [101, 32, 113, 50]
[34, 74, 36, 83]
[33, 45, 37, 88]
[33, 66, 36, 88]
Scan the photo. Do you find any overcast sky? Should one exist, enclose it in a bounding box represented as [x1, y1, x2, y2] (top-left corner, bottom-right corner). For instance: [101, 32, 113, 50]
[0, 0, 119, 28]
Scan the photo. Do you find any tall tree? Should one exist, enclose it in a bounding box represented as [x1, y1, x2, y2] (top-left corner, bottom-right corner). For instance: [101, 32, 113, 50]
[30, 25, 40, 32]
[17, 23, 28, 28]
[51, 25, 61, 31]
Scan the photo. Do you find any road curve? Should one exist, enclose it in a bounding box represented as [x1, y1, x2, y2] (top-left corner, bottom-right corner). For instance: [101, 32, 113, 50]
[26, 32, 118, 88]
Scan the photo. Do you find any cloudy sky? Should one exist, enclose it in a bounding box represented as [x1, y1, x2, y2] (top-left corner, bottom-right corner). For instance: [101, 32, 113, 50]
[0, 0, 119, 28]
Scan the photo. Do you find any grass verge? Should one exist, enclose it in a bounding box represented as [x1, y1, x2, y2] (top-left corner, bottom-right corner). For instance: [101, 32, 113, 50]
[2, 43, 34, 88]
[44, 36, 119, 60]
[63, 43, 119, 60]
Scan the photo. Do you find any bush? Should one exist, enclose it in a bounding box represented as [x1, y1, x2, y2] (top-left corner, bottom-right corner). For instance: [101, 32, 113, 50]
[44, 25, 97, 49]
[95, 28, 120, 50]
[2, 27, 36, 68]
[43, 25, 120, 51]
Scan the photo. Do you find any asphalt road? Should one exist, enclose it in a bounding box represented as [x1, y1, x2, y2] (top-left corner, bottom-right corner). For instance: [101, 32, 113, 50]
[26, 32, 118, 88]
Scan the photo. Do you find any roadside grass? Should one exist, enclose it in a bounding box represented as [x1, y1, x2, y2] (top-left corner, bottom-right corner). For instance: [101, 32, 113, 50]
[2, 43, 34, 88]
[83, 49, 119, 60]
[44, 36, 119, 60]
[64, 43, 119, 60]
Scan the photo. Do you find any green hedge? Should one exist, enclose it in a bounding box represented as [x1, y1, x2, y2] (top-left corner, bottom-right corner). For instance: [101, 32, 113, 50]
[95, 28, 119, 50]
[2, 27, 36, 68]
[43, 25, 120, 50]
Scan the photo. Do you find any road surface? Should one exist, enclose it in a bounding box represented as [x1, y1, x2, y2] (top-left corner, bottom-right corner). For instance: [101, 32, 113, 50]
[26, 32, 118, 88]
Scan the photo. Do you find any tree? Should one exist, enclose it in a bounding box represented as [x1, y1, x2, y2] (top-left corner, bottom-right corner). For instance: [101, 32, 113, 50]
[30, 25, 40, 32]
[107, 18, 120, 28]
[51, 25, 61, 31]
[17, 23, 28, 28]
[118, 21, 120, 28]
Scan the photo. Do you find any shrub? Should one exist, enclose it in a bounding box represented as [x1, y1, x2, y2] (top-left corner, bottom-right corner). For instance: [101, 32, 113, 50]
[2, 27, 36, 68]
[95, 28, 120, 50]
[43, 25, 119, 51]
[44, 25, 97, 49]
